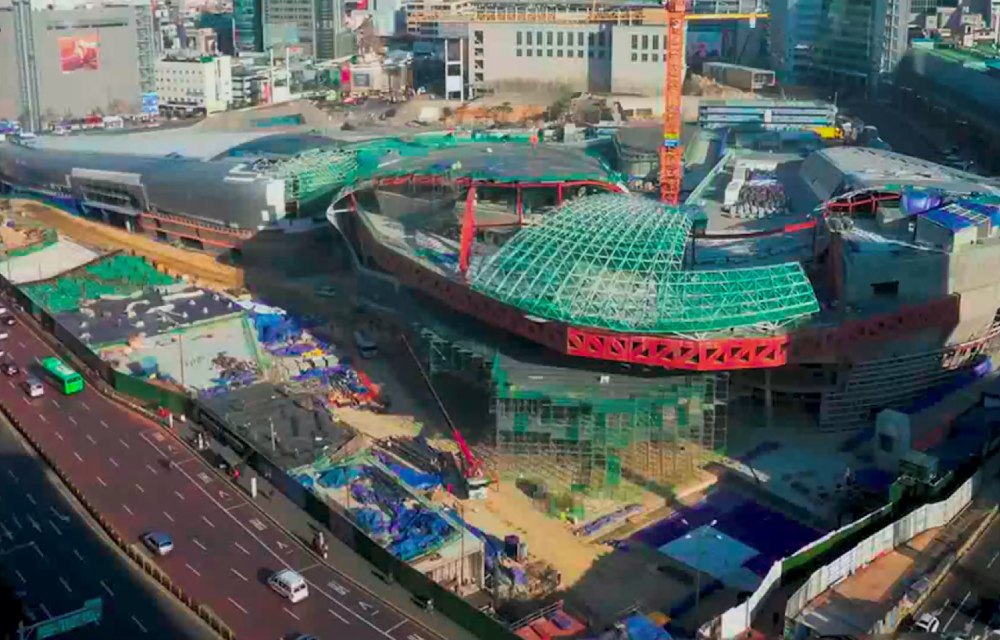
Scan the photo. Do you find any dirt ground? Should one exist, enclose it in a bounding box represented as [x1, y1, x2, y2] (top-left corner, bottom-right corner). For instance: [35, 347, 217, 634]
[833, 529, 938, 602]
[0, 219, 44, 250]
[12, 200, 243, 289]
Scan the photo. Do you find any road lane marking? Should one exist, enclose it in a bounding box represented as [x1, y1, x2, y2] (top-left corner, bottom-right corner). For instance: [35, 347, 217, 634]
[145, 464, 158, 475]
[163, 511, 174, 522]
[135, 483, 145, 493]
[138, 430, 398, 637]
[26, 515, 41, 532]
[38, 414, 46, 423]
[386, 621, 405, 634]
[72, 549, 83, 561]
[298, 563, 320, 573]
[16, 341, 24, 349]
[234, 542, 250, 555]
[329, 608, 351, 624]
[7, 469, 17, 483]
[186, 563, 201, 577]
[173, 490, 185, 501]
[988, 551, 999, 569]
[227, 598, 248, 614]
[40, 603, 52, 618]
[21, 397, 29, 405]
[192, 538, 207, 551]
[131, 616, 148, 634]
[73, 452, 83, 462]
[6, 380, 12, 389]
[81, 402, 90, 411]
[225, 503, 248, 512]
[51, 508, 68, 522]
[118, 438, 130, 449]
[68, 416, 76, 425]
[96, 476, 107, 487]
[59, 577, 72, 593]
[123, 504, 134, 516]
[943, 591, 970, 632]
[14, 570, 25, 583]
[100, 580, 114, 597]
[282, 607, 300, 621]
[108, 457, 119, 468]
[0, 522, 11, 540]
[230, 568, 248, 582]
[85, 434, 95, 444]
[32, 543, 44, 559]
[55, 432, 64, 441]
[50, 399, 60, 408]
[201, 516, 215, 528]
[100, 420, 108, 429]
[11, 515, 21, 529]
[25, 493, 35, 505]
[48, 521, 62, 536]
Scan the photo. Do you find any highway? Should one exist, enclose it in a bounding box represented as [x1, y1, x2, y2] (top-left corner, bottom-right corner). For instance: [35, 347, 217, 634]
[0, 324, 434, 640]
[916, 514, 1000, 638]
[0, 408, 217, 639]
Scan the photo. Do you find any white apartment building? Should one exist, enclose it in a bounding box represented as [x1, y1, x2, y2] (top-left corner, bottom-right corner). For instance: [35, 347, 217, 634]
[155, 55, 233, 114]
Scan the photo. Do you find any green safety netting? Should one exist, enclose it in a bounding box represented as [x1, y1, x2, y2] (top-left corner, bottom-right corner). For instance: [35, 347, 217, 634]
[470, 193, 820, 335]
[23, 255, 178, 314]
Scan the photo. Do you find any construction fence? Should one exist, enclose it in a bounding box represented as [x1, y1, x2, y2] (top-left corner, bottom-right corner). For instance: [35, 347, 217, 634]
[706, 444, 1000, 640]
[190, 401, 523, 640]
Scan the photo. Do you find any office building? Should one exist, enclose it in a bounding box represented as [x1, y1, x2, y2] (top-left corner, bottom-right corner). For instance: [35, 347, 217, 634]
[263, 0, 355, 59]
[0, 0, 156, 129]
[770, 0, 911, 91]
[233, 0, 264, 52]
[156, 55, 233, 114]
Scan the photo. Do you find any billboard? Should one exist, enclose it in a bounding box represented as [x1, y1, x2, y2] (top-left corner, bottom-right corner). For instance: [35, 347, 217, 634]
[141, 92, 159, 115]
[59, 34, 100, 72]
[686, 29, 724, 62]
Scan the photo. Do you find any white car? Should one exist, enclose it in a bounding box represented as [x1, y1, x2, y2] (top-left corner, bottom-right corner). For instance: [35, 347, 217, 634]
[914, 613, 940, 633]
[267, 569, 309, 603]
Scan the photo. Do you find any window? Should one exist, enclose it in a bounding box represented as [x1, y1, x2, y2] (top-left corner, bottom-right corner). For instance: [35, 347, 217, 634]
[517, 31, 522, 45]
[598, 32, 605, 46]
[631, 34, 638, 49]
[547, 49, 553, 56]
[664, 35, 668, 50]
[557, 32, 563, 46]
[516, 49, 522, 56]
[642, 35, 649, 49]
[588, 50, 594, 58]
[871, 281, 899, 296]
[631, 52, 637, 61]
[652, 35, 659, 49]
[641, 53, 648, 62]
[588, 33, 595, 47]
[547, 31, 553, 45]
[598, 50, 605, 58]
[526, 31, 532, 45]
[537, 31, 542, 46]
[652, 53, 658, 62]
[557, 49, 563, 57]
[527, 49, 533, 57]
[578, 32, 584, 46]
[579, 49, 584, 58]
[537, 49, 542, 56]
[567, 49, 573, 57]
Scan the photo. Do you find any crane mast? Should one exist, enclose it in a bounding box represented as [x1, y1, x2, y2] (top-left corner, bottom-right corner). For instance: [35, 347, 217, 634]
[659, 0, 686, 205]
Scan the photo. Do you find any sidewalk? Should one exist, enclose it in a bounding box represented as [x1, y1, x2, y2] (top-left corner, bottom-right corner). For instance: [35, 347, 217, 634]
[171, 418, 482, 640]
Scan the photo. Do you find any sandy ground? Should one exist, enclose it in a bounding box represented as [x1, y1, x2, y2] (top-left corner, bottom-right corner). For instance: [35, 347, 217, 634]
[833, 529, 938, 602]
[1, 238, 100, 284]
[0, 221, 44, 250]
[13, 200, 243, 289]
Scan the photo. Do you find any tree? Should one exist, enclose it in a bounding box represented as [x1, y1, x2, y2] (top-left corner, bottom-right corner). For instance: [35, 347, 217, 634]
[90, 106, 104, 117]
[495, 101, 514, 122]
[42, 108, 59, 127]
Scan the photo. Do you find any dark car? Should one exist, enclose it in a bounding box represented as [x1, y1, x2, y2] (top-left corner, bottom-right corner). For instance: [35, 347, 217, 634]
[1, 316, 14, 326]
[1, 361, 18, 376]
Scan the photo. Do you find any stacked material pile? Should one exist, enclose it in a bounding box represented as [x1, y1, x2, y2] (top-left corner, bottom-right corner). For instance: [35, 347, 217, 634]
[23, 255, 177, 313]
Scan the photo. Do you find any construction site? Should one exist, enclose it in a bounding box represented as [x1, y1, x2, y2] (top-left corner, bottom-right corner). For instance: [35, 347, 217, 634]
[5, 86, 1000, 635]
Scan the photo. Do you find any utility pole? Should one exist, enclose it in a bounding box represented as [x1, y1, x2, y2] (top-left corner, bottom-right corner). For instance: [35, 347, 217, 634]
[269, 417, 276, 452]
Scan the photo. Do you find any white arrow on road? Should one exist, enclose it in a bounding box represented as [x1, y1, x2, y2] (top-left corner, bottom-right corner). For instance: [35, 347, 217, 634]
[358, 602, 378, 616]
[49, 507, 69, 523]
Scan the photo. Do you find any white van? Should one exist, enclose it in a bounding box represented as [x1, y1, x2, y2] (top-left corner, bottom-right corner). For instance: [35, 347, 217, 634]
[267, 569, 309, 603]
[24, 377, 44, 398]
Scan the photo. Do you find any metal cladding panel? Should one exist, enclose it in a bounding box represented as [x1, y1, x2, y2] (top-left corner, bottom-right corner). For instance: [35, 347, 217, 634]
[0, 143, 277, 229]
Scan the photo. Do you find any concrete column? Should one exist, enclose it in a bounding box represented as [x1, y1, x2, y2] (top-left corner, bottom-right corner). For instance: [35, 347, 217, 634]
[764, 368, 773, 429]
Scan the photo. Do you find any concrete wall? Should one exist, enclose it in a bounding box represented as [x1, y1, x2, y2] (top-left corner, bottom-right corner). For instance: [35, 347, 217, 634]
[947, 242, 1000, 342]
[0, 8, 18, 120]
[609, 25, 668, 95]
[32, 6, 144, 119]
[841, 248, 949, 306]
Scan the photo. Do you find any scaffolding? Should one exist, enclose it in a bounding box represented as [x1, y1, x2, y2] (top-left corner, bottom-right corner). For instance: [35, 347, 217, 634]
[492, 356, 729, 499]
[261, 148, 360, 211]
[469, 194, 820, 336]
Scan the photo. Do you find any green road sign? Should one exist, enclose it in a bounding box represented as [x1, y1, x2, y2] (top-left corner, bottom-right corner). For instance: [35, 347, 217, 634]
[35, 599, 101, 639]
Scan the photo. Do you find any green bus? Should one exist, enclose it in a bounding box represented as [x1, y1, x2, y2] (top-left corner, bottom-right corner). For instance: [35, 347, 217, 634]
[40, 357, 84, 395]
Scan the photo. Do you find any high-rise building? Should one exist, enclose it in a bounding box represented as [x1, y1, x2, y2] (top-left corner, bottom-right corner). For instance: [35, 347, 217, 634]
[0, 0, 157, 129]
[156, 54, 233, 114]
[262, 0, 355, 59]
[233, 0, 264, 52]
[770, 0, 911, 91]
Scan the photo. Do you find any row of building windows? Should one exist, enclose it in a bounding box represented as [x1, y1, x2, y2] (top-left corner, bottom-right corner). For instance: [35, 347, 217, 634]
[515, 30, 607, 48]
[631, 34, 668, 50]
[515, 48, 606, 59]
[631, 52, 661, 62]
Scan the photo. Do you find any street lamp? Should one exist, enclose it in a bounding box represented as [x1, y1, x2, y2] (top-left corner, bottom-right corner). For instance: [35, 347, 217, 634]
[682, 518, 719, 623]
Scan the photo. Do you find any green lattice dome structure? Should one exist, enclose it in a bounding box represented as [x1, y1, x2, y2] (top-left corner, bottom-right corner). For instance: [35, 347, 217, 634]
[469, 194, 820, 335]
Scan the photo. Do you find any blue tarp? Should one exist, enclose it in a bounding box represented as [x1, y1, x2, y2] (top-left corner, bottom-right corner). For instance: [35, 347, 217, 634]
[625, 615, 672, 640]
[318, 467, 361, 488]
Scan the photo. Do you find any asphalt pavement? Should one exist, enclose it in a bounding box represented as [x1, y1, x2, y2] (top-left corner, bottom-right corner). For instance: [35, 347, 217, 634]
[0, 407, 217, 640]
[918, 514, 1000, 638]
[0, 325, 437, 640]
